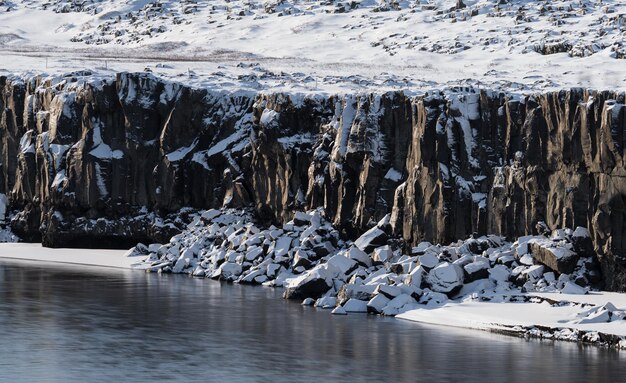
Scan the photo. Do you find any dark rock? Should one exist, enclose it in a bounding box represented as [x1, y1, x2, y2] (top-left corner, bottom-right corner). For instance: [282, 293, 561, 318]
[283, 277, 330, 300]
[463, 261, 490, 283]
[572, 227, 594, 257]
[292, 249, 312, 269]
[312, 241, 335, 258]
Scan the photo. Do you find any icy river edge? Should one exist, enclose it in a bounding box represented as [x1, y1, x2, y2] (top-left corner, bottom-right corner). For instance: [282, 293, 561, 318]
[2, 207, 626, 350]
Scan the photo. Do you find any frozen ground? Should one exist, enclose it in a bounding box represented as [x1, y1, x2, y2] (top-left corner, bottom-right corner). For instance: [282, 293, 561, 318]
[1, 0, 625, 93]
[0, 243, 142, 269]
[397, 291, 626, 340]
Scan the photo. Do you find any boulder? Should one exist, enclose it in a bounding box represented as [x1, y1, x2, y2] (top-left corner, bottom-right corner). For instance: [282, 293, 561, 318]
[418, 253, 439, 269]
[283, 265, 333, 300]
[405, 265, 425, 287]
[561, 281, 588, 295]
[292, 249, 312, 269]
[315, 296, 337, 308]
[367, 294, 391, 314]
[572, 227, 594, 257]
[337, 284, 375, 305]
[463, 260, 490, 283]
[488, 265, 510, 284]
[342, 299, 368, 313]
[374, 284, 402, 299]
[274, 236, 292, 257]
[372, 245, 393, 263]
[345, 247, 372, 267]
[331, 306, 347, 315]
[354, 226, 388, 254]
[327, 254, 359, 275]
[529, 239, 579, 274]
[426, 262, 464, 295]
[312, 241, 335, 258]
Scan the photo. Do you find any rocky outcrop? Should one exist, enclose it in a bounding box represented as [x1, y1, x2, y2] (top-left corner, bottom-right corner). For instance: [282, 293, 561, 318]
[1, 72, 625, 290]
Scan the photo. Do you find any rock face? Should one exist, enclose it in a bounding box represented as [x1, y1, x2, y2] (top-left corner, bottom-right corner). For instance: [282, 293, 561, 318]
[1, 73, 626, 290]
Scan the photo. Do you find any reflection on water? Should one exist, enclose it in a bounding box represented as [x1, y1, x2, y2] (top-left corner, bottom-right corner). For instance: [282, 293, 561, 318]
[0, 259, 623, 382]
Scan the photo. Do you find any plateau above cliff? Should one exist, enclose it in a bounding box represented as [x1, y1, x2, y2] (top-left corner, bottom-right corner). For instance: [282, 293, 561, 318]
[1, 1, 626, 94]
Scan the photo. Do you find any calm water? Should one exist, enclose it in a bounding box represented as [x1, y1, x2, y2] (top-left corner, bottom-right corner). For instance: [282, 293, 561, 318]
[0, 259, 623, 383]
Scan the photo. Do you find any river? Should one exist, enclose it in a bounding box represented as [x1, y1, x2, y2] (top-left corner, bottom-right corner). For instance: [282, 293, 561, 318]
[0, 259, 622, 382]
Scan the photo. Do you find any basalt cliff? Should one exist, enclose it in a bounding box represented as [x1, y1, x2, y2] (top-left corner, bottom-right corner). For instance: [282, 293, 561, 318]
[1, 72, 625, 290]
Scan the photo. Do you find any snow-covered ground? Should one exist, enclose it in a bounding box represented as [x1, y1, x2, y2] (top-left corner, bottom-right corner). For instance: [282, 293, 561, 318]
[397, 292, 626, 342]
[1, 0, 625, 93]
[0, 243, 142, 269]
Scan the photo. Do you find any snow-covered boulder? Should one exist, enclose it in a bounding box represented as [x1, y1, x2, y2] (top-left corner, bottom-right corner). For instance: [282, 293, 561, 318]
[372, 245, 393, 263]
[345, 247, 372, 267]
[283, 264, 333, 300]
[354, 226, 388, 254]
[214, 262, 243, 280]
[488, 265, 511, 284]
[374, 284, 402, 299]
[367, 294, 390, 314]
[561, 281, 588, 295]
[405, 265, 424, 288]
[418, 252, 439, 269]
[327, 253, 358, 275]
[463, 259, 490, 282]
[426, 262, 464, 295]
[381, 294, 416, 316]
[337, 283, 375, 305]
[529, 239, 579, 274]
[342, 299, 368, 313]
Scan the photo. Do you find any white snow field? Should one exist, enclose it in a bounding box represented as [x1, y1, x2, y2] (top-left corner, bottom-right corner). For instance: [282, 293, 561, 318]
[0, 0, 625, 93]
[0, 243, 143, 268]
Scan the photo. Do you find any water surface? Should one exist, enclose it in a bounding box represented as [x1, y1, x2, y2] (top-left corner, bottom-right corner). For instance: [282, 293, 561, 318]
[0, 259, 622, 382]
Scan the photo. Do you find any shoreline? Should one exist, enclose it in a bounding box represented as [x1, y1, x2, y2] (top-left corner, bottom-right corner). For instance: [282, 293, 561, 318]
[0, 243, 142, 269]
[2, 233, 626, 350]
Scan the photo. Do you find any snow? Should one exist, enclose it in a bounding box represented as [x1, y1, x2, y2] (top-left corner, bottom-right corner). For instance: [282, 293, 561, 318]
[0, 243, 142, 269]
[342, 298, 368, 313]
[166, 139, 198, 162]
[3, 1, 625, 94]
[88, 125, 124, 159]
[260, 109, 279, 126]
[205, 131, 247, 157]
[384, 168, 403, 182]
[398, 291, 626, 338]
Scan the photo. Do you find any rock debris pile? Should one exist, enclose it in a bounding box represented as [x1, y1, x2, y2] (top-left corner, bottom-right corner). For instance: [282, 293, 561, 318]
[130, 208, 603, 316]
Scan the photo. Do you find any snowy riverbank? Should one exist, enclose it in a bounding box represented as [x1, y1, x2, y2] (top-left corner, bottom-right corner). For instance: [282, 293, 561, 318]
[2, 207, 626, 349]
[124, 208, 626, 349]
[0, 243, 141, 269]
